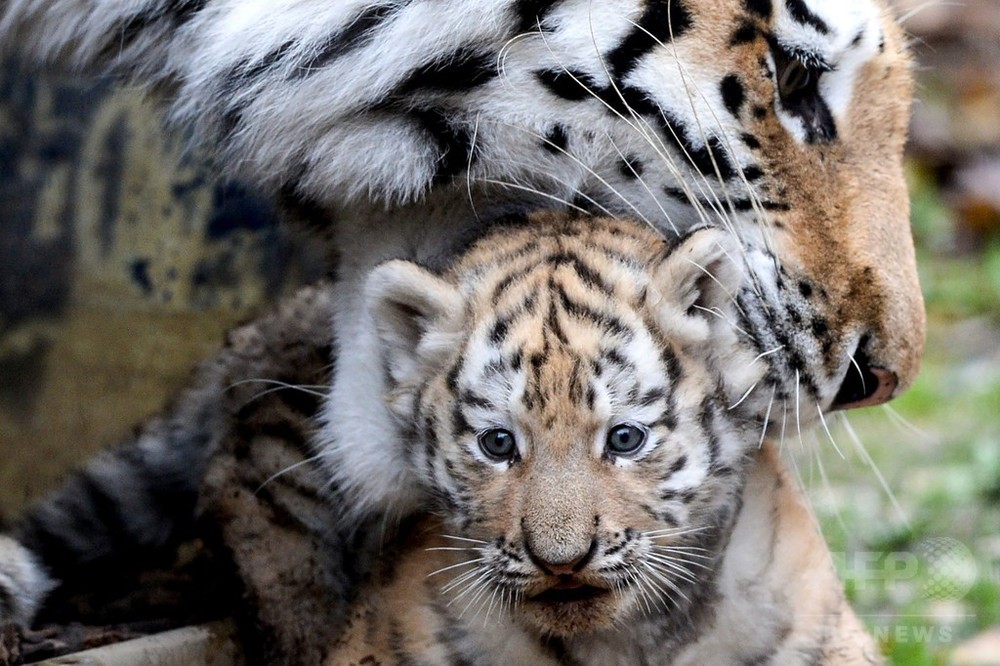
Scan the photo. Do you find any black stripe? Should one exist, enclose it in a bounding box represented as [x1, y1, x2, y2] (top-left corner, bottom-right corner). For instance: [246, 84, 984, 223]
[741, 133, 761, 150]
[514, 0, 564, 32]
[395, 47, 498, 95]
[411, 109, 476, 182]
[0, 582, 16, 620]
[537, 67, 736, 179]
[446, 360, 463, 394]
[535, 68, 594, 102]
[549, 252, 615, 295]
[490, 268, 530, 304]
[730, 198, 791, 212]
[663, 188, 788, 213]
[77, 474, 134, 556]
[99, 0, 208, 62]
[667, 454, 688, 476]
[547, 297, 570, 346]
[294, 3, 410, 78]
[660, 345, 682, 382]
[729, 20, 759, 46]
[618, 86, 737, 179]
[557, 287, 630, 337]
[685, 135, 737, 180]
[607, 0, 693, 78]
[619, 155, 645, 179]
[459, 390, 492, 410]
[568, 358, 585, 404]
[650, 407, 678, 431]
[223, 40, 296, 96]
[784, 0, 830, 34]
[639, 387, 667, 407]
[542, 124, 568, 153]
[451, 404, 473, 437]
[489, 316, 512, 344]
[700, 398, 721, 468]
[743, 0, 772, 19]
[600, 347, 635, 373]
[173, 0, 209, 22]
[274, 382, 324, 417]
[720, 74, 745, 117]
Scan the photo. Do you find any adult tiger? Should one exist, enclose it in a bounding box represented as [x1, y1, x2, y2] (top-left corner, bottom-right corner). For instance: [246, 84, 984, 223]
[0, 0, 925, 438]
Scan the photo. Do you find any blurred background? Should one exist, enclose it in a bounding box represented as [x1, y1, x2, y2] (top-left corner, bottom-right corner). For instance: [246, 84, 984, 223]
[0, 2, 997, 664]
[803, 2, 1000, 664]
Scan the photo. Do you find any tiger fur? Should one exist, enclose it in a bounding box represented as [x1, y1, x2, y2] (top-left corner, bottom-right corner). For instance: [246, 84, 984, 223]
[0, 0, 925, 458]
[327, 212, 880, 664]
[0, 0, 926, 657]
[0, 213, 880, 663]
[332, 447, 877, 665]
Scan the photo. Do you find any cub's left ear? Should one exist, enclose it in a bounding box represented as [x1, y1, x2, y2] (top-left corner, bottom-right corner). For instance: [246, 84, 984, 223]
[647, 228, 746, 346]
[365, 260, 465, 415]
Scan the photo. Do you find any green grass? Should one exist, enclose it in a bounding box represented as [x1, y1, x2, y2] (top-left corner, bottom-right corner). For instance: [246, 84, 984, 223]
[804, 165, 1000, 665]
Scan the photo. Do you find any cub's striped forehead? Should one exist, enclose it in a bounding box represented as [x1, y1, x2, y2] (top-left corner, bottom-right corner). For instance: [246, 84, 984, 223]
[437, 214, 692, 434]
[447, 215, 672, 376]
[448, 214, 668, 300]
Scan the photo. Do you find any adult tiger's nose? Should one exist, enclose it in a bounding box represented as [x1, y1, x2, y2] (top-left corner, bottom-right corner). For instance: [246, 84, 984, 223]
[831, 348, 898, 410]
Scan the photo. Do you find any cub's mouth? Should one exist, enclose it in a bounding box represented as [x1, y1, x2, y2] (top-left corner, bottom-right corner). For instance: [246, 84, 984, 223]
[530, 584, 610, 604]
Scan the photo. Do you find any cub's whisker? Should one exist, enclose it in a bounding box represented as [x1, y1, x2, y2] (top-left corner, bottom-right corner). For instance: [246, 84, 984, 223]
[427, 558, 486, 579]
[254, 454, 323, 494]
[439, 535, 490, 545]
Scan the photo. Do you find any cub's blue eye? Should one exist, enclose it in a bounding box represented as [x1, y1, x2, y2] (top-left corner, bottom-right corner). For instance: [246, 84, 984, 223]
[478, 429, 517, 461]
[606, 424, 647, 456]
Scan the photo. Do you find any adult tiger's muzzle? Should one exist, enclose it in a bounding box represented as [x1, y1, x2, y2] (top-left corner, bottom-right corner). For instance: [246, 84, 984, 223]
[831, 348, 899, 411]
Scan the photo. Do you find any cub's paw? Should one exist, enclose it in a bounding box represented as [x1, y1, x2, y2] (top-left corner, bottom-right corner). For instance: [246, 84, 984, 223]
[0, 536, 55, 626]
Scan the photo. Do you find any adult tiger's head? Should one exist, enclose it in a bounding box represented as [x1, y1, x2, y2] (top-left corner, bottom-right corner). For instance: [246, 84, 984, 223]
[468, 0, 924, 419]
[363, 212, 770, 635]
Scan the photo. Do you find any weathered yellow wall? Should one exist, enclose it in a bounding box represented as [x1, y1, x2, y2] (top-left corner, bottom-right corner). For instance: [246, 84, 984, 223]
[0, 64, 319, 516]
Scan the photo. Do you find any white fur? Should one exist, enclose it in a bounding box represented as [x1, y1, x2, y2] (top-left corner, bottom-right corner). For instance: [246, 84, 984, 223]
[772, 0, 882, 140]
[0, 0, 883, 216]
[0, 535, 56, 626]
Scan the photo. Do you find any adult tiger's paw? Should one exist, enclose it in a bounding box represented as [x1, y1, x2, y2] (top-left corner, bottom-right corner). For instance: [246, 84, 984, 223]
[0, 536, 55, 627]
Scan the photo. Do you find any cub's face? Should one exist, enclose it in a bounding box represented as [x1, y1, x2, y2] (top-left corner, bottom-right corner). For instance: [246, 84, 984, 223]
[419, 336, 752, 636]
[367, 215, 770, 635]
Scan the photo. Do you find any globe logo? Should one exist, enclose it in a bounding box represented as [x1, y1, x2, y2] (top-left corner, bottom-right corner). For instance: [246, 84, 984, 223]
[916, 537, 977, 601]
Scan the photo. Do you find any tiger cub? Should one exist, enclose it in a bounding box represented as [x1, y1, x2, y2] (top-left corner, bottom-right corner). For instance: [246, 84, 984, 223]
[0, 213, 876, 664]
[321, 212, 878, 664]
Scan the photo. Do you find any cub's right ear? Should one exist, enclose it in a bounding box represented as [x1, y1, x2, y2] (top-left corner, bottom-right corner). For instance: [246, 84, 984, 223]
[364, 260, 464, 414]
[647, 227, 745, 348]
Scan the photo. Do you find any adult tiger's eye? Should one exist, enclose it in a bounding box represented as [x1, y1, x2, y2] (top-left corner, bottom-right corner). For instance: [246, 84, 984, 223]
[778, 59, 813, 100]
[606, 424, 647, 456]
[478, 429, 517, 461]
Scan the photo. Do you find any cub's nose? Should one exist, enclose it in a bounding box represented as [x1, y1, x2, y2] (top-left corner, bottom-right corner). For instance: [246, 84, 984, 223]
[525, 538, 598, 576]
